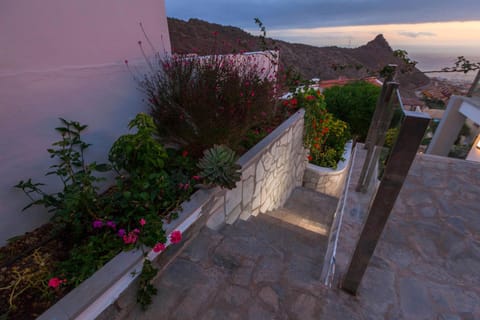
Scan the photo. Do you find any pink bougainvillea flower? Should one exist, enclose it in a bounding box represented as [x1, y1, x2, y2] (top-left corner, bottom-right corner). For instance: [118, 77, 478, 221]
[139, 218, 146, 226]
[182, 150, 188, 157]
[170, 230, 182, 244]
[92, 220, 103, 229]
[118, 229, 126, 237]
[106, 221, 116, 230]
[153, 243, 166, 253]
[192, 175, 201, 181]
[133, 228, 140, 234]
[48, 277, 66, 288]
[183, 183, 190, 190]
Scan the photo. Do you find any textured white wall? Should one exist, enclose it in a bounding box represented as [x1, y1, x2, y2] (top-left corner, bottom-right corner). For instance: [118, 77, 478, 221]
[0, 0, 171, 245]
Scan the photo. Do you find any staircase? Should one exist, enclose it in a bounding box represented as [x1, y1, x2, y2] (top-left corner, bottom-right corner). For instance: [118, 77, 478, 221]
[118, 187, 338, 320]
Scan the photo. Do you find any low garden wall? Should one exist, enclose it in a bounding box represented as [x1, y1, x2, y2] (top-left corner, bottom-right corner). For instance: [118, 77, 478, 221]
[38, 109, 307, 320]
[302, 141, 353, 198]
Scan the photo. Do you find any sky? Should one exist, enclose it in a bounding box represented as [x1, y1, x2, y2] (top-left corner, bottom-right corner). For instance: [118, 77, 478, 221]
[166, 0, 480, 69]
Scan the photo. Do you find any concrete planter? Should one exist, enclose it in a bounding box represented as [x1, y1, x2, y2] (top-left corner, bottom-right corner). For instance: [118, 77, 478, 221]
[303, 141, 353, 198]
[38, 110, 307, 320]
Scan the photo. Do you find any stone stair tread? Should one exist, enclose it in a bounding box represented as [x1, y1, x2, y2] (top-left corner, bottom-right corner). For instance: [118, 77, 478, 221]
[283, 187, 338, 216]
[264, 208, 331, 236]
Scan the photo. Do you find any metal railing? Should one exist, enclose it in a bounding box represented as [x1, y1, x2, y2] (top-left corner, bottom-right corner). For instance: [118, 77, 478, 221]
[341, 74, 431, 295]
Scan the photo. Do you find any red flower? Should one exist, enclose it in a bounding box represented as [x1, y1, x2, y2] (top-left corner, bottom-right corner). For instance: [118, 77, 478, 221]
[170, 230, 182, 244]
[182, 150, 188, 157]
[153, 243, 166, 253]
[192, 175, 201, 181]
[306, 95, 315, 101]
[48, 277, 66, 288]
[290, 98, 298, 105]
[307, 155, 313, 161]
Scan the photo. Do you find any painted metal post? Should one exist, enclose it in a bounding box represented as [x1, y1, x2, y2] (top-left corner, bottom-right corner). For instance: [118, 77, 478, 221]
[342, 109, 431, 295]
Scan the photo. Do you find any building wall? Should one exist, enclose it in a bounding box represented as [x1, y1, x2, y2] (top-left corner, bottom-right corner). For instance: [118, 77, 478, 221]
[0, 0, 171, 245]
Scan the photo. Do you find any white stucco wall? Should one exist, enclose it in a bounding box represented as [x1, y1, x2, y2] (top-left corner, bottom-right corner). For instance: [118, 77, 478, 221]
[0, 0, 171, 245]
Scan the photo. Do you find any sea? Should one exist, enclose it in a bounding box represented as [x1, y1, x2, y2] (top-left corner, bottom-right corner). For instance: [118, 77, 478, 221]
[410, 52, 480, 85]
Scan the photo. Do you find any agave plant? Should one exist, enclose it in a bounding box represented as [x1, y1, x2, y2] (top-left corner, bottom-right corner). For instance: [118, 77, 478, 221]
[197, 145, 241, 189]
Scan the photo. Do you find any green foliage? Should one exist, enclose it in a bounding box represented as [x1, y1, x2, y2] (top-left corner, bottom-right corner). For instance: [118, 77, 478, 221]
[15, 115, 194, 311]
[384, 127, 400, 149]
[15, 119, 111, 239]
[57, 232, 122, 287]
[323, 81, 381, 141]
[197, 145, 241, 189]
[109, 113, 167, 173]
[108, 114, 192, 246]
[142, 53, 278, 156]
[136, 260, 158, 310]
[294, 89, 350, 169]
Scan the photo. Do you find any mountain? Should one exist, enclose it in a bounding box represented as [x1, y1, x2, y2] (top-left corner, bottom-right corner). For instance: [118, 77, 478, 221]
[167, 18, 430, 97]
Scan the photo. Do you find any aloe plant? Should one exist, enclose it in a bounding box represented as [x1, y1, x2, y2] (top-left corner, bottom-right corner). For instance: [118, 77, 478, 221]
[197, 145, 241, 189]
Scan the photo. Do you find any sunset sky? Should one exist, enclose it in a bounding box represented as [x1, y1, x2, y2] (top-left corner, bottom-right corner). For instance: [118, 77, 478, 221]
[166, 0, 480, 58]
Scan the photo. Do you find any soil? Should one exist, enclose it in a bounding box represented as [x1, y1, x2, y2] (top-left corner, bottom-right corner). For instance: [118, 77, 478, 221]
[0, 224, 71, 320]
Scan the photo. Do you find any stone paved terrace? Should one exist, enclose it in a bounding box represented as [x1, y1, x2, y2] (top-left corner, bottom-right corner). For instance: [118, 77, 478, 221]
[118, 147, 480, 320]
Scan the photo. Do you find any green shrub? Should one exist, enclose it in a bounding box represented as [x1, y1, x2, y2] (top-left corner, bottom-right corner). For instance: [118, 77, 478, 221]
[323, 81, 381, 141]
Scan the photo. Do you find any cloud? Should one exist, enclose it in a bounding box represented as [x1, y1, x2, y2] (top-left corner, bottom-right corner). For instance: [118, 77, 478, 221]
[398, 31, 437, 38]
[166, 0, 480, 29]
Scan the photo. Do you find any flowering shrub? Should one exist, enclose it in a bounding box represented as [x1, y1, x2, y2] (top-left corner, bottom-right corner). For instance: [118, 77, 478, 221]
[285, 89, 350, 169]
[137, 52, 278, 156]
[14, 116, 192, 313]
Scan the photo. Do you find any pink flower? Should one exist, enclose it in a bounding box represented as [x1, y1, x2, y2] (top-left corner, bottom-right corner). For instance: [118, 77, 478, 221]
[48, 277, 66, 288]
[153, 243, 166, 253]
[139, 218, 146, 226]
[118, 229, 126, 237]
[123, 232, 138, 244]
[106, 221, 116, 230]
[192, 175, 201, 181]
[183, 183, 190, 190]
[133, 228, 140, 234]
[92, 220, 103, 229]
[170, 230, 182, 244]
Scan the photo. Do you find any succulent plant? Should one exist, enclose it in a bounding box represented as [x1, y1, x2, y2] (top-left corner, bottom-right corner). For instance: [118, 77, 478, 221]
[197, 145, 241, 189]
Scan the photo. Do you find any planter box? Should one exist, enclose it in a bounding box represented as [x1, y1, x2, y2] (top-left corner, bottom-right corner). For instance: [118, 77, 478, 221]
[302, 141, 353, 198]
[38, 110, 307, 320]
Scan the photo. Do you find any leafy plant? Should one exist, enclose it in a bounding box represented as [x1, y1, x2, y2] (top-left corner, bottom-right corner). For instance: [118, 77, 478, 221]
[136, 260, 158, 310]
[323, 81, 381, 141]
[138, 51, 278, 156]
[197, 145, 241, 189]
[297, 89, 350, 168]
[15, 119, 111, 239]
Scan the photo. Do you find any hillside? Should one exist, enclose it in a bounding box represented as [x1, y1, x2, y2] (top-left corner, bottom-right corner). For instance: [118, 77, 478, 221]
[167, 18, 430, 97]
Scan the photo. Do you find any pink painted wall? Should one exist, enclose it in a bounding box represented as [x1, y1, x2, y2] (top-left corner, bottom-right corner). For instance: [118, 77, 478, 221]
[0, 0, 171, 245]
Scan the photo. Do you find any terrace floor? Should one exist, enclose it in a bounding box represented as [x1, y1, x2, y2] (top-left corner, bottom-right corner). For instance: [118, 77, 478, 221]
[121, 147, 480, 320]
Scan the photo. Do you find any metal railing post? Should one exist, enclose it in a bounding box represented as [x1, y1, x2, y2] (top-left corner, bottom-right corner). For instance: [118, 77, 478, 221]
[356, 82, 399, 192]
[342, 109, 431, 295]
